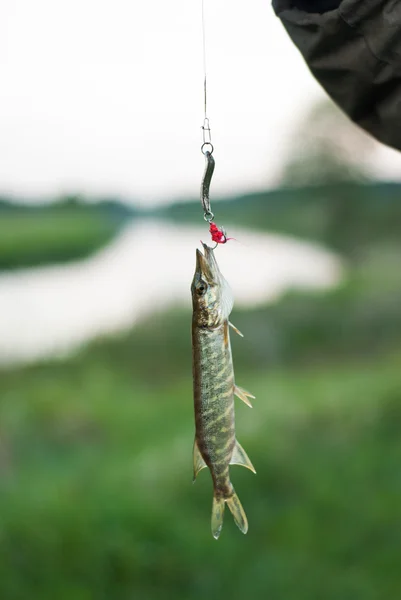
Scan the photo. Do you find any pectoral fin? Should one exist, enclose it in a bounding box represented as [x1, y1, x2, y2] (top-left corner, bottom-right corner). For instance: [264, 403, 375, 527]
[234, 385, 255, 408]
[193, 439, 207, 481]
[230, 439, 256, 474]
[229, 321, 244, 337]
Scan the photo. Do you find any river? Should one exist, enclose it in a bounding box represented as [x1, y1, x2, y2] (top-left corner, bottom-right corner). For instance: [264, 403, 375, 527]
[0, 220, 343, 366]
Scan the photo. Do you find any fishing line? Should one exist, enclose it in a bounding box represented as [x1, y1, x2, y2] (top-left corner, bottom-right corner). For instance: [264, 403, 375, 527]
[199, 0, 229, 247]
[202, 0, 208, 122]
[201, 0, 212, 154]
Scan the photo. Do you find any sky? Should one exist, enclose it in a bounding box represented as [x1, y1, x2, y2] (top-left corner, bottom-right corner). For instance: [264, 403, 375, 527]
[2, 0, 401, 206]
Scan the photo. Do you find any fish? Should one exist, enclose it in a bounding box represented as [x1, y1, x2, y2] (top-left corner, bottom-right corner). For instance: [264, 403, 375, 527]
[191, 242, 256, 539]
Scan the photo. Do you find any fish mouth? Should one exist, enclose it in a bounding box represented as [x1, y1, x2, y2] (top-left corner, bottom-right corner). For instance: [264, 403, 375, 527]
[195, 243, 219, 283]
[193, 242, 234, 319]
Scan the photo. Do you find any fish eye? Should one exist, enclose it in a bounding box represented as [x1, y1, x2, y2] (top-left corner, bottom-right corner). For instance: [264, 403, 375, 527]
[196, 281, 208, 296]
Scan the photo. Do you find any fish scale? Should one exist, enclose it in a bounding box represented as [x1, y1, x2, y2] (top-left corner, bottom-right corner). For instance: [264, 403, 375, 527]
[191, 243, 256, 539]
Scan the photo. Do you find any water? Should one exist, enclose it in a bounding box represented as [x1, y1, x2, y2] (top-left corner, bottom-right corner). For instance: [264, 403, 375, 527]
[0, 220, 343, 366]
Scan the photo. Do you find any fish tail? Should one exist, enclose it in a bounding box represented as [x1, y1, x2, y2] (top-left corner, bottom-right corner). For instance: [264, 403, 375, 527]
[211, 486, 248, 540]
[226, 488, 248, 535]
[211, 494, 225, 540]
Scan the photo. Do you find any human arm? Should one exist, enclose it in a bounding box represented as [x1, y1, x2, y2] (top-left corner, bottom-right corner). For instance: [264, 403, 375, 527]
[273, 0, 401, 150]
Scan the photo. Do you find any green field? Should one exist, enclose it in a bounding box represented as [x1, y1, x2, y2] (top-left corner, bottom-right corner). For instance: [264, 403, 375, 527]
[0, 199, 133, 270]
[0, 319, 400, 599]
[0, 182, 400, 598]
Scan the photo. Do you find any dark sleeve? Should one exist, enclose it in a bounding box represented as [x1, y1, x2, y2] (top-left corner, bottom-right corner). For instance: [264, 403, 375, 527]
[272, 0, 401, 150]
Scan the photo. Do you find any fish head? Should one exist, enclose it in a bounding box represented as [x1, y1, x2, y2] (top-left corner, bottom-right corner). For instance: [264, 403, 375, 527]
[191, 243, 233, 327]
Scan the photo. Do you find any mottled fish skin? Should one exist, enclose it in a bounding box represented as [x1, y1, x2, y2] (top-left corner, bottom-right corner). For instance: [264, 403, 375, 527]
[193, 321, 235, 494]
[191, 243, 255, 539]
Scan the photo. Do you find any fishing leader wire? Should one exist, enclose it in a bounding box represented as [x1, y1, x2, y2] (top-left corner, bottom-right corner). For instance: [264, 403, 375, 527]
[199, 0, 230, 247]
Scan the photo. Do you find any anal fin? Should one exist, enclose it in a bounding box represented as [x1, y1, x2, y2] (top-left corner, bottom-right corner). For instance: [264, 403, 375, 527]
[229, 321, 244, 337]
[193, 439, 207, 482]
[234, 385, 255, 408]
[230, 439, 256, 474]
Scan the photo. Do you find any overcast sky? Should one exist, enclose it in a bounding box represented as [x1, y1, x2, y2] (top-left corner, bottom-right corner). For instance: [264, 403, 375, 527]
[2, 0, 401, 206]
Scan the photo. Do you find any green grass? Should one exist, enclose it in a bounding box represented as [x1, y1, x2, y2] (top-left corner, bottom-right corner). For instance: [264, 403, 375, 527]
[0, 327, 400, 599]
[0, 211, 120, 270]
[0, 195, 135, 270]
[1, 182, 400, 598]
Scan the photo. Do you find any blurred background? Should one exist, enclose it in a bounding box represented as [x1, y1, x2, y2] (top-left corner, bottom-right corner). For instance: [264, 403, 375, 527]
[1, 1, 401, 598]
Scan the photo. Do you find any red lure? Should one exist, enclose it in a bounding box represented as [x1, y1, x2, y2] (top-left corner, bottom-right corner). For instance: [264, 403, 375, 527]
[209, 222, 232, 245]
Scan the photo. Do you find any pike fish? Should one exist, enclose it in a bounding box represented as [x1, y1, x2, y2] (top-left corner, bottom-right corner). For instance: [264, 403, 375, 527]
[191, 242, 256, 539]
